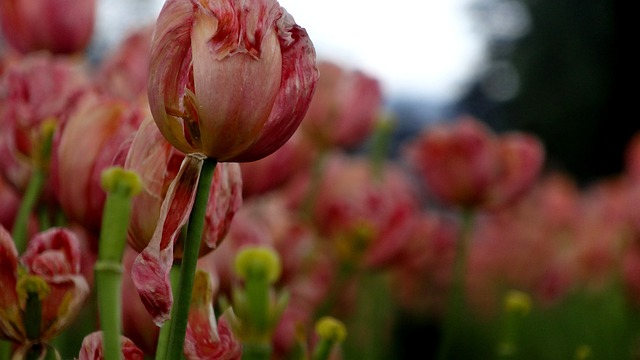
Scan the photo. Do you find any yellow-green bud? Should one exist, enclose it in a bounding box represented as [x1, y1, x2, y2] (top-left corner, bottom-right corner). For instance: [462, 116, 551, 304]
[575, 344, 592, 360]
[504, 290, 532, 316]
[234, 246, 281, 284]
[101, 167, 143, 197]
[315, 316, 347, 343]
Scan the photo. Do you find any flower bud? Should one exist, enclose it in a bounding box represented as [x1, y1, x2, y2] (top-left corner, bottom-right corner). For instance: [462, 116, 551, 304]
[0, 0, 96, 54]
[147, 0, 318, 162]
[300, 61, 383, 150]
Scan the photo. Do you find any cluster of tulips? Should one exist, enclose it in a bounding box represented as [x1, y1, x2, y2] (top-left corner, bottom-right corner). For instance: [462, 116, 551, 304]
[1, 0, 639, 360]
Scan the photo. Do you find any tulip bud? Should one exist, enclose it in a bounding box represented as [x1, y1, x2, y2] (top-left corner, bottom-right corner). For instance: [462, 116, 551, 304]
[53, 96, 145, 233]
[0, 0, 96, 54]
[147, 0, 318, 162]
[300, 61, 383, 150]
[405, 116, 545, 209]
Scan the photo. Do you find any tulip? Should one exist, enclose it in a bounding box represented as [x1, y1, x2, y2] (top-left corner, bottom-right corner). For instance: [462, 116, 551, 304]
[147, 0, 318, 162]
[405, 116, 545, 209]
[300, 61, 383, 150]
[0, 52, 91, 195]
[96, 25, 153, 101]
[78, 331, 144, 360]
[303, 153, 420, 269]
[240, 131, 316, 198]
[0, 226, 89, 356]
[0, 0, 96, 54]
[124, 117, 242, 324]
[53, 96, 145, 233]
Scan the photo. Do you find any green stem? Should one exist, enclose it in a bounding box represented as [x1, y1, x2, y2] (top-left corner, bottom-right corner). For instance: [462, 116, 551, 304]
[312, 339, 334, 360]
[165, 158, 217, 360]
[242, 342, 271, 360]
[436, 209, 475, 360]
[245, 278, 270, 337]
[25, 292, 42, 340]
[368, 117, 394, 178]
[155, 265, 182, 360]
[12, 168, 45, 254]
[96, 168, 141, 360]
[0, 340, 11, 360]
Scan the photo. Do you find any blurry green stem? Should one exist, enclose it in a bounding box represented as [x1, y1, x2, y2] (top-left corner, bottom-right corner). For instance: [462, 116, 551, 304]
[0, 340, 11, 360]
[165, 157, 217, 360]
[436, 209, 475, 360]
[369, 117, 395, 178]
[155, 265, 181, 360]
[242, 343, 271, 360]
[12, 168, 45, 253]
[96, 168, 141, 360]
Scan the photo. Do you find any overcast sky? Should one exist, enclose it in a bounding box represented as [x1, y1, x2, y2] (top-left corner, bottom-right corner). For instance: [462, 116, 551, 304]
[96, 0, 486, 102]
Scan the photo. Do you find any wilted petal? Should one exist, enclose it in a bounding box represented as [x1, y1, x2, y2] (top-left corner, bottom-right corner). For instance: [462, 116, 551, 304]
[185, 270, 241, 360]
[0, 226, 22, 342]
[131, 154, 204, 325]
[78, 331, 144, 360]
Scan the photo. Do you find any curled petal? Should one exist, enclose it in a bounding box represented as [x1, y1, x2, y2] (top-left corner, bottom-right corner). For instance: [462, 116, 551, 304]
[78, 331, 144, 360]
[0, 226, 21, 342]
[131, 154, 204, 325]
[22, 228, 82, 276]
[185, 271, 242, 360]
[202, 163, 243, 250]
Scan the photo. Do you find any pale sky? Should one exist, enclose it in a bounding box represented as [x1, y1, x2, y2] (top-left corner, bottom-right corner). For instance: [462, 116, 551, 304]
[97, 0, 485, 102]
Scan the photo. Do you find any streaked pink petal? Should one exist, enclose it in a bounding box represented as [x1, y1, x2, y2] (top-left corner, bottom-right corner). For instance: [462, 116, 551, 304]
[78, 331, 144, 360]
[131, 154, 204, 325]
[231, 10, 318, 162]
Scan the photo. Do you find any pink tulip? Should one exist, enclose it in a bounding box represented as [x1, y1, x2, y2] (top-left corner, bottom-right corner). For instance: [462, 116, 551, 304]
[53, 95, 145, 233]
[96, 25, 153, 101]
[0, 0, 96, 54]
[240, 131, 316, 198]
[405, 116, 545, 209]
[124, 118, 242, 324]
[147, 0, 318, 162]
[78, 331, 144, 360]
[300, 60, 383, 150]
[0, 226, 89, 350]
[302, 153, 420, 269]
[0, 53, 91, 196]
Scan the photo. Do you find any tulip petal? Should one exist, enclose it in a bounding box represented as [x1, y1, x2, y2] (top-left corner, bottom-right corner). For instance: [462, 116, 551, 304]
[147, 0, 197, 154]
[232, 9, 318, 162]
[131, 154, 204, 325]
[0, 226, 22, 342]
[78, 331, 144, 360]
[185, 270, 242, 360]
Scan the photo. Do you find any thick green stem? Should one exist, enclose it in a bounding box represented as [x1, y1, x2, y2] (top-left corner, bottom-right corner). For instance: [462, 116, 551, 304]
[155, 265, 181, 360]
[96, 168, 141, 360]
[245, 278, 270, 337]
[166, 158, 217, 360]
[312, 339, 333, 360]
[436, 209, 475, 360]
[12, 168, 45, 254]
[242, 342, 271, 360]
[0, 341, 11, 360]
